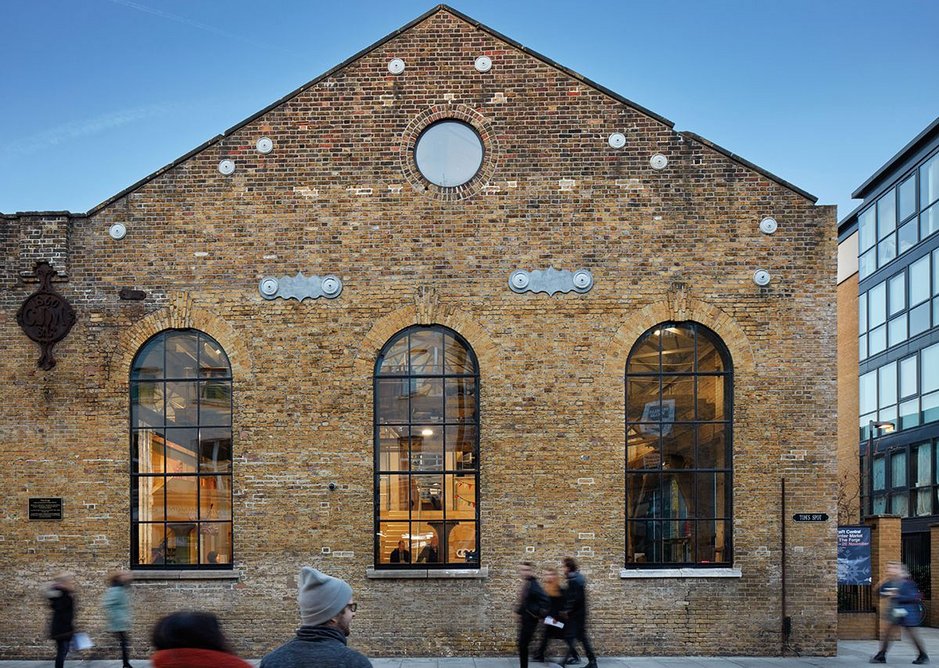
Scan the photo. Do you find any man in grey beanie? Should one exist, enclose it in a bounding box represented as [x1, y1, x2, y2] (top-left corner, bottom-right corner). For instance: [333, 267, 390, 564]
[260, 567, 371, 668]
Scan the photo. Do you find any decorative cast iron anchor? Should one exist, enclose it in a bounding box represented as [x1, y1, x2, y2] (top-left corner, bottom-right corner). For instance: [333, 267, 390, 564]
[16, 261, 77, 370]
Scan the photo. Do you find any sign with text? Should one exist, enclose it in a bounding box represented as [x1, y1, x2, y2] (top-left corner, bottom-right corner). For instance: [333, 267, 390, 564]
[639, 399, 675, 436]
[793, 513, 829, 522]
[28, 497, 63, 520]
[838, 525, 872, 585]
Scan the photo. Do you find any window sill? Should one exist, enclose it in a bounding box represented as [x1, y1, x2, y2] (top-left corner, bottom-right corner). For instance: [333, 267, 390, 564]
[366, 567, 489, 580]
[620, 567, 742, 579]
[131, 570, 240, 581]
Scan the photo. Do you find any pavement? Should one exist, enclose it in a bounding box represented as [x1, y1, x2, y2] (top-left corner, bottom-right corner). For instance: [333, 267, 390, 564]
[2, 628, 938, 667]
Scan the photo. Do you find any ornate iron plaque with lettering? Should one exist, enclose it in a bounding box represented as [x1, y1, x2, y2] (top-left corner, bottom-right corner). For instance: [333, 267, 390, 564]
[29, 497, 63, 520]
[16, 262, 77, 370]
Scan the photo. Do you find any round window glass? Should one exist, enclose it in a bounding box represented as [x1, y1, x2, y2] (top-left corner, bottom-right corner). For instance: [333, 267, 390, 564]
[414, 120, 484, 187]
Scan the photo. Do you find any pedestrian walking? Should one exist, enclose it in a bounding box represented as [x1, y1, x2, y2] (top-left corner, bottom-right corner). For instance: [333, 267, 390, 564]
[870, 561, 929, 664]
[150, 610, 252, 668]
[260, 566, 371, 668]
[515, 561, 547, 668]
[45, 572, 75, 668]
[102, 570, 134, 667]
[534, 565, 568, 663]
[561, 557, 597, 668]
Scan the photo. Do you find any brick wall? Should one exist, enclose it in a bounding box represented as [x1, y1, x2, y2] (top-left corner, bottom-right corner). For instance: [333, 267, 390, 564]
[0, 7, 837, 659]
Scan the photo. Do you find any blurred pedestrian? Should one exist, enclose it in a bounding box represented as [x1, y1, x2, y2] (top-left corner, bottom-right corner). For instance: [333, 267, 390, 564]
[515, 561, 547, 668]
[561, 557, 597, 668]
[102, 570, 134, 667]
[870, 561, 929, 664]
[45, 572, 75, 668]
[260, 567, 371, 668]
[534, 565, 570, 663]
[151, 611, 251, 668]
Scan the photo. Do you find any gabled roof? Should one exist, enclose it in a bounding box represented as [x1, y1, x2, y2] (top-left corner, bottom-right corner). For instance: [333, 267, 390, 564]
[6, 4, 817, 217]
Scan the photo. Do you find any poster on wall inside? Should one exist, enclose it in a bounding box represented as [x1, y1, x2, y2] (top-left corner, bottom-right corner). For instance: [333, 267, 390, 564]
[837, 525, 872, 584]
[640, 399, 675, 436]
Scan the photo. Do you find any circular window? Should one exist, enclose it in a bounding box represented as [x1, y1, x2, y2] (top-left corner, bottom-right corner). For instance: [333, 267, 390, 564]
[414, 120, 484, 188]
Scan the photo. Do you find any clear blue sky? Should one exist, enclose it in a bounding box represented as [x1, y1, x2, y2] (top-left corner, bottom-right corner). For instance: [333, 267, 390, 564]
[2, 0, 938, 220]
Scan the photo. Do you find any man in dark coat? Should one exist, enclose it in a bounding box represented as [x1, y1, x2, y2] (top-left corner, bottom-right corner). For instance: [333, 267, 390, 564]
[515, 561, 548, 668]
[562, 557, 597, 668]
[260, 567, 371, 668]
[46, 573, 75, 668]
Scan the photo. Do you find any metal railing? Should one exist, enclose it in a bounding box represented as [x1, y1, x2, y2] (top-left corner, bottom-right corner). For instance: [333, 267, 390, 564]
[838, 584, 874, 613]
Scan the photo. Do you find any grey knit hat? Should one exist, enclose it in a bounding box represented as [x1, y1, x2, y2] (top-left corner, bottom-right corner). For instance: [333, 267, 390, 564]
[298, 567, 353, 627]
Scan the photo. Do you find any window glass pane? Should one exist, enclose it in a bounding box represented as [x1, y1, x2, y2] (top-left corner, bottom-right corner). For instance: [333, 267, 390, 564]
[138, 524, 169, 566]
[877, 189, 897, 239]
[446, 425, 477, 471]
[859, 370, 878, 415]
[133, 429, 162, 475]
[411, 474, 444, 520]
[922, 202, 939, 240]
[627, 378, 659, 422]
[916, 490, 932, 516]
[891, 493, 909, 517]
[378, 474, 412, 517]
[200, 524, 231, 565]
[412, 522, 442, 564]
[163, 523, 198, 565]
[165, 381, 198, 428]
[859, 206, 876, 252]
[199, 428, 232, 473]
[868, 325, 886, 355]
[662, 377, 695, 421]
[869, 282, 887, 327]
[378, 522, 411, 565]
[924, 391, 939, 424]
[696, 374, 725, 420]
[935, 297, 939, 327]
[859, 292, 868, 334]
[924, 344, 939, 394]
[132, 336, 164, 380]
[445, 474, 476, 518]
[880, 404, 897, 425]
[414, 121, 484, 188]
[377, 425, 409, 472]
[898, 219, 918, 255]
[915, 443, 932, 487]
[377, 337, 409, 375]
[660, 326, 695, 373]
[627, 333, 659, 373]
[627, 431, 660, 470]
[200, 477, 231, 521]
[444, 333, 475, 375]
[888, 273, 906, 315]
[164, 332, 199, 378]
[135, 476, 165, 522]
[696, 424, 727, 469]
[661, 520, 692, 563]
[132, 382, 164, 428]
[628, 473, 660, 520]
[445, 378, 476, 422]
[892, 451, 907, 488]
[859, 334, 868, 361]
[627, 519, 656, 564]
[888, 316, 907, 347]
[873, 456, 886, 491]
[873, 496, 887, 514]
[921, 154, 939, 209]
[661, 423, 694, 469]
[410, 330, 444, 375]
[376, 378, 409, 424]
[878, 235, 897, 267]
[410, 378, 443, 423]
[410, 427, 443, 472]
[934, 249, 939, 296]
[910, 303, 931, 337]
[695, 472, 727, 519]
[164, 428, 198, 474]
[911, 255, 930, 306]
[899, 175, 917, 221]
[859, 249, 876, 279]
[696, 334, 724, 373]
[199, 381, 231, 426]
[900, 356, 918, 398]
[695, 519, 729, 564]
[446, 521, 478, 564]
[900, 399, 920, 430]
[198, 336, 230, 378]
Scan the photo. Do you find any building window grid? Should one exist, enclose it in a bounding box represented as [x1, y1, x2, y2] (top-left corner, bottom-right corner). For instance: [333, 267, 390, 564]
[625, 322, 733, 568]
[130, 330, 233, 569]
[373, 326, 480, 569]
[868, 440, 939, 519]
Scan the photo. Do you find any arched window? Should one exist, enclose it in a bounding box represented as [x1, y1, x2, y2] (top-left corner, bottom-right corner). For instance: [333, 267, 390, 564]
[374, 325, 480, 568]
[130, 329, 232, 568]
[625, 322, 732, 567]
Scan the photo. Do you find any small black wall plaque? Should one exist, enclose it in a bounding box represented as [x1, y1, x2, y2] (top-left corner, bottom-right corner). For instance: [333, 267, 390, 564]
[793, 513, 829, 522]
[16, 261, 77, 370]
[29, 497, 63, 520]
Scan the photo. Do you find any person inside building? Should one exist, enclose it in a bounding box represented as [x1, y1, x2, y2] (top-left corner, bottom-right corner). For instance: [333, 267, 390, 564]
[150, 611, 251, 668]
[561, 557, 597, 668]
[260, 567, 371, 668]
[417, 534, 439, 563]
[102, 570, 134, 668]
[870, 561, 929, 664]
[514, 561, 547, 668]
[390, 539, 410, 563]
[46, 572, 75, 668]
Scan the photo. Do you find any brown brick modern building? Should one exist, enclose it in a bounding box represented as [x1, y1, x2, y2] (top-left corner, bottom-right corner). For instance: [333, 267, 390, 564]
[0, 6, 837, 659]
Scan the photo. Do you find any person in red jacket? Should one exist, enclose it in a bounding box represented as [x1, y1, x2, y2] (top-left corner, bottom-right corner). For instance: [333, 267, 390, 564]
[150, 611, 252, 668]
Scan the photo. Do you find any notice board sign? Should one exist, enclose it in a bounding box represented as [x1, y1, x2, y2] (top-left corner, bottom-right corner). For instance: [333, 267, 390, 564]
[29, 497, 63, 520]
[837, 525, 872, 585]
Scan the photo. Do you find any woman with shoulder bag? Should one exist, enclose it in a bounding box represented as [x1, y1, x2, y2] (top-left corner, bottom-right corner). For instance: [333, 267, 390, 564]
[871, 561, 929, 664]
[46, 573, 75, 668]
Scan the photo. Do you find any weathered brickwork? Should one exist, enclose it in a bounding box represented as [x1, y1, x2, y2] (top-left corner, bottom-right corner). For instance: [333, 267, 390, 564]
[0, 7, 837, 659]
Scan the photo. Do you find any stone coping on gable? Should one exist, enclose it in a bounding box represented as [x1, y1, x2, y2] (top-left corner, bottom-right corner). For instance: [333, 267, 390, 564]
[366, 567, 489, 580]
[620, 567, 742, 579]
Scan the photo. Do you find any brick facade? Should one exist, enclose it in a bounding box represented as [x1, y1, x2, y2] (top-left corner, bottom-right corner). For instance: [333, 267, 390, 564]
[0, 6, 837, 659]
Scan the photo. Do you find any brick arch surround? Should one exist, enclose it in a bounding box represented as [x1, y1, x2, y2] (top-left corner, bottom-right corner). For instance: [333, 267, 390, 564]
[106, 292, 254, 389]
[353, 302, 499, 378]
[601, 292, 756, 382]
